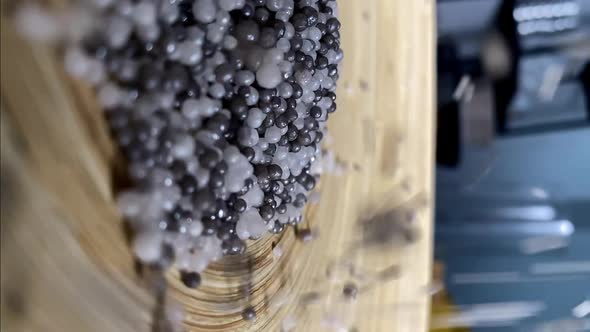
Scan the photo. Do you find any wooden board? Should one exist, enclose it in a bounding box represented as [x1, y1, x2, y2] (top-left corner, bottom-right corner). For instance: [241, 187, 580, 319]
[290, 0, 436, 330]
[0, 0, 435, 331]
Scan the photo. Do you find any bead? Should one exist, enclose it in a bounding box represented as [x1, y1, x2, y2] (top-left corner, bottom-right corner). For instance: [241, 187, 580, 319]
[242, 307, 256, 321]
[180, 271, 201, 288]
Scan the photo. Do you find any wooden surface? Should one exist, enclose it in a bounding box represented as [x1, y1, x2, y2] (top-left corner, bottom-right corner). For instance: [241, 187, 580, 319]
[294, 0, 436, 330]
[0, 0, 435, 331]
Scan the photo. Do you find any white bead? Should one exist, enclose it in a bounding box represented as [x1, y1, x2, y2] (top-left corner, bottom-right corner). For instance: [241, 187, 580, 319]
[182, 97, 219, 119]
[106, 16, 133, 49]
[177, 41, 203, 65]
[64, 46, 90, 79]
[256, 64, 282, 89]
[15, 4, 61, 43]
[246, 108, 266, 128]
[188, 221, 204, 237]
[97, 83, 122, 108]
[172, 134, 195, 159]
[133, 231, 163, 263]
[193, 0, 217, 24]
[133, 2, 157, 26]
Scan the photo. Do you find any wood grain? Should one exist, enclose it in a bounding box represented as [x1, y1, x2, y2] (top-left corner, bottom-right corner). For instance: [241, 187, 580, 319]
[0, 0, 435, 331]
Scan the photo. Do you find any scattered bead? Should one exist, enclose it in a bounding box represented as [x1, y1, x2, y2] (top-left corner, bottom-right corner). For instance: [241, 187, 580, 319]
[242, 307, 257, 321]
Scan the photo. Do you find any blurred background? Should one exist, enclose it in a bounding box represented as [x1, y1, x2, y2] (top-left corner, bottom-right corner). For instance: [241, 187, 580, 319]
[434, 0, 590, 331]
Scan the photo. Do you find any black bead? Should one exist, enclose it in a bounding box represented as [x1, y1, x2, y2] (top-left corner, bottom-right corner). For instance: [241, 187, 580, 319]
[275, 115, 288, 128]
[326, 17, 341, 33]
[163, 65, 188, 93]
[258, 100, 272, 114]
[293, 198, 306, 209]
[291, 36, 303, 50]
[170, 159, 187, 180]
[318, 42, 330, 55]
[242, 147, 255, 161]
[343, 282, 358, 299]
[287, 125, 299, 141]
[229, 97, 249, 118]
[297, 228, 314, 242]
[273, 20, 286, 38]
[226, 210, 240, 223]
[290, 141, 302, 152]
[217, 223, 235, 241]
[180, 174, 198, 195]
[271, 221, 285, 234]
[259, 27, 277, 48]
[215, 200, 229, 219]
[314, 131, 324, 143]
[270, 96, 282, 109]
[298, 174, 316, 191]
[241, 4, 254, 17]
[284, 50, 296, 62]
[322, 34, 335, 46]
[202, 40, 218, 57]
[201, 217, 220, 235]
[268, 164, 283, 179]
[270, 181, 281, 193]
[282, 194, 292, 204]
[278, 135, 289, 146]
[259, 89, 275, 102]
[242, 307, 256, 321]
[304, 117, 318, 130]
[292, 13, 308, 31]
[286, 98, 297, 109]
[316, 23, 327, 35]
[326, 91, 337, 101]
[262, 112, 275, 127]
[180, 271, 201, 289]
[222, 236, 246, 255]
[276, 204, 287, 214]
[163, 214, 180, 232]
[209, 171, 225, 189]
[254, 165, 270, 185]
[316, 55, 329, 69]
[215, 63, 235, 83]
[304, 55, 314, 69]
[238, 86, 251, 98]
[310, 106, 322, 118]
[193, 189, 216, 212]
[265, 143, 277, 155]
[297, 132, 312, 146]
[234, 198, 247, 212]
[259, 204, 275, 221]
[254, 7, 270, 24]
[302, 6, 319, 27]
[295, 51, 306, 62]
[199, 149, 220, 168]
[327, 64, 338, 77]
[215, 161, 228, 174]
[328, 101, 337, 113]
[159, 244, 176, 269]
[139, 66, 162, 91]
[292, 84, 303, 98]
